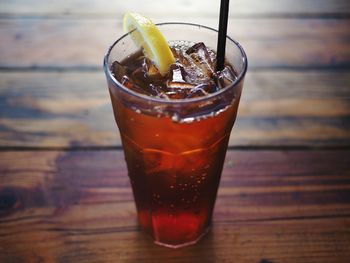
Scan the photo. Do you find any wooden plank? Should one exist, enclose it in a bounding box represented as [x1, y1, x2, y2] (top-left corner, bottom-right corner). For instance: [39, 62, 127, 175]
[0, 150, 349, 262]
[0, 18, 349, 68]
[0, 0, 349, 16]
[0, 217, 349, 263]
[0, 71, 349, 148]
[0, 150, 348, 219]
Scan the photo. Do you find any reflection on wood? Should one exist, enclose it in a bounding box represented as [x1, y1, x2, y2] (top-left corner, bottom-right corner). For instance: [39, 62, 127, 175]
[0, 150, 349, 262]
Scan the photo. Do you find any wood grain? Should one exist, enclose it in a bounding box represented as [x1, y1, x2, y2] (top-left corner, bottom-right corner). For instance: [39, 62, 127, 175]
[1, 0, 349, 262]
[1, 71, 349, 148]
[1, 0, 349, 17]
[0, 217, 349, 263]
[0, 150, 349, 262]
[0, 18, 349, 69]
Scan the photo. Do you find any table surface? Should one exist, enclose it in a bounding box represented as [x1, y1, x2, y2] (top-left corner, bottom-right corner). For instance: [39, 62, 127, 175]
[0, 1, 350, 262]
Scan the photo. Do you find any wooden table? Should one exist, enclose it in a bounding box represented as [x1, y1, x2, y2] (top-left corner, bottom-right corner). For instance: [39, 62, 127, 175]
[1, 1, 350, 262]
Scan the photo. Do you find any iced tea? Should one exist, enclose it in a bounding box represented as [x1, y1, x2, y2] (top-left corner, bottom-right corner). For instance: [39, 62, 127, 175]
[104, 23, 247, 248]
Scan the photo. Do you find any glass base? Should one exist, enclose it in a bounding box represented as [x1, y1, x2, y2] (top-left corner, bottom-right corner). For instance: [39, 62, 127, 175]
[153, 226, 210, 249]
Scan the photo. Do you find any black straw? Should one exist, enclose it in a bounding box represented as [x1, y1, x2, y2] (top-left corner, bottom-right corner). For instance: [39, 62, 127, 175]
[216, 0, 230, 71]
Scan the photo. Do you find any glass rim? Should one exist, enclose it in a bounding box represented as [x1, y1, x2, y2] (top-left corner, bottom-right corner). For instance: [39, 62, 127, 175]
[103, 22, 248, 105]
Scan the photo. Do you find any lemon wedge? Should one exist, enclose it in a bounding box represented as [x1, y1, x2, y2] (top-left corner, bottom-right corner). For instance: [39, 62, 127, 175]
[123, 12, 175, 76]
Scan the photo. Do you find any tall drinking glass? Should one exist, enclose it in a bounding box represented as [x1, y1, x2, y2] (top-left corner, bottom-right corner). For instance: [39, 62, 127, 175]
[103, 23, 247, 248]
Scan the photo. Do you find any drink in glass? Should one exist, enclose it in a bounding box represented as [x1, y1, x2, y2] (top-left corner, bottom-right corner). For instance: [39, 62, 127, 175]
[104, 22, 247, 248]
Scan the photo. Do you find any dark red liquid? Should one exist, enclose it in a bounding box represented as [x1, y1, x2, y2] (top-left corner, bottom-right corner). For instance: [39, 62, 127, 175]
[108, 42, 242, 247]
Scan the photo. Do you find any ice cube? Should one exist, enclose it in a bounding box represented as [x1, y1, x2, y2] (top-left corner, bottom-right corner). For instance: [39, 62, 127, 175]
[131, 67, 146, 82]
[148, 84, 166, 97]
[186, 42, 215, 77]
[165, 75, 196, 99]
[199, 82, 218, 93]
[168, 63, 188, 83]
[215, 66, 237, 89]
[166, 81, 196, 90]
[186, 82, 218, 98]
[130, 61, 163, 92]
[171, 46, 193, 69]
[111, 61, 144, 93]
[141, 57, 161, 78]
[166, 63, 196, 96]
[120, 75, 151, 96]
[164, 91, 187, 100]
[143, 149, 174, 175]
[111, 61, 127, 80]
[186, 87, 208, 99]
[166, 81, 196, 99]
[148, 64, 160, 76]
